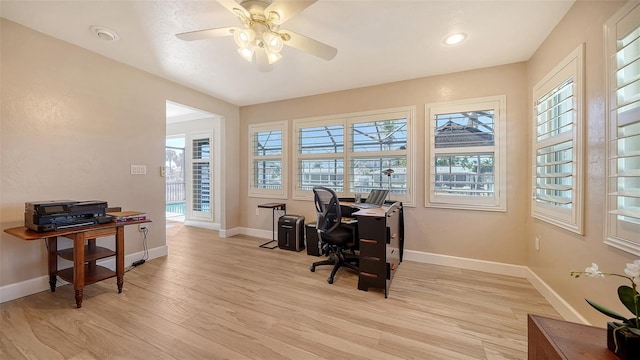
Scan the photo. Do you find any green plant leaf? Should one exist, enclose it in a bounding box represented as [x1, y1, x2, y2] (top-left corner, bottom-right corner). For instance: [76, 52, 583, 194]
[586, 298, 628, 321]
[618, 286, 640, 316]
[628, 327, 640, 336]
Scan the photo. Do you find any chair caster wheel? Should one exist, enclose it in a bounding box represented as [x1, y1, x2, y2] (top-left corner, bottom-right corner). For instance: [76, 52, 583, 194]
[327, 277, 334, 284]
[310, 265, 315, 272]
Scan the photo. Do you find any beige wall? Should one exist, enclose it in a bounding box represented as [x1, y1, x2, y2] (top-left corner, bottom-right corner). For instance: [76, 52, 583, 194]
[0, 19, 240, 287]
[526, 0, 632, 326]
[240, 62, 530, 266]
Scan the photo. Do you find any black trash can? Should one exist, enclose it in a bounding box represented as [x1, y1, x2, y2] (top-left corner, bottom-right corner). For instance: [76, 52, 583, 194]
[305, 222, 321, 256]
[278, 215, 305, 251]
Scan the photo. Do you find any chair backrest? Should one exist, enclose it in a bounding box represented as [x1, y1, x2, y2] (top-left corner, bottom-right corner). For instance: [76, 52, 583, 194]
[312, 186, 342, 235]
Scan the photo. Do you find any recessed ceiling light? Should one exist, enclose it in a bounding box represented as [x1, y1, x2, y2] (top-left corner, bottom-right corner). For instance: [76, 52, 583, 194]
[444, 33, 466, 45]
[90, 25, 119, 41]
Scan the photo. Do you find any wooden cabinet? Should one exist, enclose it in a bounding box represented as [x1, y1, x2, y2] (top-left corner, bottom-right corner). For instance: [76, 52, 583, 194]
[527, 314, 617, 359]
[355, 202, 404, 298]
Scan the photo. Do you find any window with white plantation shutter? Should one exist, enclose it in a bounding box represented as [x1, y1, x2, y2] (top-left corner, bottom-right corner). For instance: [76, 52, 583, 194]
[531, 44, 584, 234]
[605, 2, 640, 254]
[426, 96, 506, 211]
[349, 116, 408, 196]
[191, 135, 212, 220]
[297, 122, 344, 193]
[248, 121, 287, 198]
[293, 107, 415, 205]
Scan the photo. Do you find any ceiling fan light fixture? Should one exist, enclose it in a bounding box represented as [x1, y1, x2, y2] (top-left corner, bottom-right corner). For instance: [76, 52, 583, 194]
[264, 32, 283, 53]
[238, 46, 255, 62]
[233, 28, 255, 48]
[266, 50, 282, 64]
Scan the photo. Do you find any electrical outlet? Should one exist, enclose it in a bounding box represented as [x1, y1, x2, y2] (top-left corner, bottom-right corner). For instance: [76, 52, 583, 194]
[139, 224, 149, 232]
[255, 207, 260, 216]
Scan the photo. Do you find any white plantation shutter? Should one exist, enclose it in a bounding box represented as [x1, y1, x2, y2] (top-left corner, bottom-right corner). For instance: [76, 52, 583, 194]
[297, 123, 344, 193]
[248, 121, 287, 198]
[605, 2, 640, 254]
[293, 107, 415, 204]
[191, 136, 212, 219]
[426, 96, 506, 211]
[349, 117, 407, 195]
[531, 44, 584, 234]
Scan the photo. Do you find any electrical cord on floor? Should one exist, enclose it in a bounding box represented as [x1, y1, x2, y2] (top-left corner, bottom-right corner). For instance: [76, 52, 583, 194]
[126, 226, 150, 272]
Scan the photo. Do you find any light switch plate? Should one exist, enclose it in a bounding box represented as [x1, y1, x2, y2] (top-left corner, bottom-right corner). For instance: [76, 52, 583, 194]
[131, 164, 147, 175]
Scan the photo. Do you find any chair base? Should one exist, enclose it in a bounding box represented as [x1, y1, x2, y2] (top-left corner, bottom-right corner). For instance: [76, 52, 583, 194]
[310, 250, 359, 284]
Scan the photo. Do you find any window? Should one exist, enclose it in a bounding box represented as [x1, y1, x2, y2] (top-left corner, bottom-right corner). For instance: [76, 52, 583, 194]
[166, 136, 186, 217]
[531, 44, 584, 234]
[605, 2, 640, 254]
[248, 121, 287, 198]
[426, 96, 506, 211]
[190, 134, 212, 220]
[293, 107, 415, 205]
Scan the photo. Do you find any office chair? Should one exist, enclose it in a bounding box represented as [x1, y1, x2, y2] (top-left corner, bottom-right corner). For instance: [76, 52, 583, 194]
[310, 186, 359, 284]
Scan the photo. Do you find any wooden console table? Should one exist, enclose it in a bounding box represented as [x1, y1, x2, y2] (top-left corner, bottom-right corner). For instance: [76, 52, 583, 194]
[4, 219, 150, 308]
[528, 314, 617, 359]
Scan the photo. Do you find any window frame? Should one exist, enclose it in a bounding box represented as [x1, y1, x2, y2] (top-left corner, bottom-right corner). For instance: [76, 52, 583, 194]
[425, 95, 507, 211]
[604, 1, 640, 255]
[292, 107, 416, 206]
[248, 121, 288, 199]
[531, 44, 585, 234]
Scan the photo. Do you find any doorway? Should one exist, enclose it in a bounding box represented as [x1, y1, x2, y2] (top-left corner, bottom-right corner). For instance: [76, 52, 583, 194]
[166, 101, 222, 230]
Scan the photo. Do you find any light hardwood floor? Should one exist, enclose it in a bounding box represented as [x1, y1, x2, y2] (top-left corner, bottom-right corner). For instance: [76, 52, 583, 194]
[1, 222, 561, 359]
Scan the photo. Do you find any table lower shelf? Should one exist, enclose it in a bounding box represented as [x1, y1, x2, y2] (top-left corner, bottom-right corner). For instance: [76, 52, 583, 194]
[57, 245, 116, 262]
[57, 264, 116, 286]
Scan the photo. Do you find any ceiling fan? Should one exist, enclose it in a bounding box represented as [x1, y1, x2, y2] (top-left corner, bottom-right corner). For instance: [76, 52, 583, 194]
[176, 0, 337, 71]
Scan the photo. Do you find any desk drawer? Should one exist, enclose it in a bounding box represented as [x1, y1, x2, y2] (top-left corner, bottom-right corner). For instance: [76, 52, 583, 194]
[359, 239, 385, 258]
[357, 216, 386, 239]
[360, 257, 386, 276]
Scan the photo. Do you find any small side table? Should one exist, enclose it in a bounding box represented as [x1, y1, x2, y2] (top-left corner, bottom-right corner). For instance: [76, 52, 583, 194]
[527, 314, 617, 359]
[257, 203, 286, 249]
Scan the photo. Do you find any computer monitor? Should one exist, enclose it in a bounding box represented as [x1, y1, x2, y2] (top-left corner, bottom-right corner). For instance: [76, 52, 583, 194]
[365, 189, 389, 206]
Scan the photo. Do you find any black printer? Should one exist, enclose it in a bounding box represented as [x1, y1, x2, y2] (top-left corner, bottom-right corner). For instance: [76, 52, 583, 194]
[25, 200, 112, 232]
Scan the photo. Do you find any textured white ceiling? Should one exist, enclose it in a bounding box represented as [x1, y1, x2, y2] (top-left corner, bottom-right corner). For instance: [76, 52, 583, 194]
[0, 0, 575, 106]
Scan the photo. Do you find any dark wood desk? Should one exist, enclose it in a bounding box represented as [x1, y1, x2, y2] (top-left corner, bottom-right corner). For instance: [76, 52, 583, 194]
[528, 314, 617, 359]
[347, 201, 404, 298]
[4, 219, 150, 308]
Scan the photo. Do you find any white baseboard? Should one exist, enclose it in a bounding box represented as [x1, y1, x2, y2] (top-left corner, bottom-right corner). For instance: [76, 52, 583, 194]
[219, 227, 241, 238]
[403, 250, 529, 277]
[525, 267, 590, 325]
[0, 245, 168, 304]
[403, 249, 585, 324]
[240, 227, 273, 239]
[184, 220, 220, 231]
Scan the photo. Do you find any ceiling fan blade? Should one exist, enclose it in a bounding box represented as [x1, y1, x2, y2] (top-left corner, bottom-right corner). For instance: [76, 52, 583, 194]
[265, 0, 317, 25]
[176, 26, 235, 41]
[255, 50, 273, 72]
[216, 0, 250, 19]
[282, 30, 337, 60]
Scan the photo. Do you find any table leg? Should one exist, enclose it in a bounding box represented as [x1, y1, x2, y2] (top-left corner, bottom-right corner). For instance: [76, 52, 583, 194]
[116, 226, 124, 293]
[73, 232, 86, 308]
[46, 237, 57, 292]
